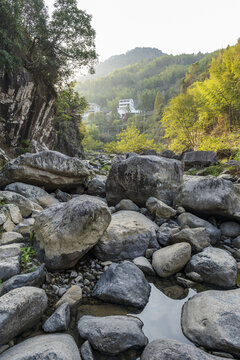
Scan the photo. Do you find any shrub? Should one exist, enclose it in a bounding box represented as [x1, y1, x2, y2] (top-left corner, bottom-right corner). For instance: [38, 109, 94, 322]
[104, 123, 161, 154]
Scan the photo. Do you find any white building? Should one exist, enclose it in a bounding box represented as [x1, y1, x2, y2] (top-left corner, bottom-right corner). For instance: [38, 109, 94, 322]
[117, 99, 139, 117]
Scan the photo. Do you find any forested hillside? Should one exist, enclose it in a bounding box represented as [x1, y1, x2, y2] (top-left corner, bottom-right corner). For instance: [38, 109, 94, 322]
[77, 52, 206, 112]
[162, 41, 240, 152]
[79, 47, 164, 80]
[80, 51, 219, 152]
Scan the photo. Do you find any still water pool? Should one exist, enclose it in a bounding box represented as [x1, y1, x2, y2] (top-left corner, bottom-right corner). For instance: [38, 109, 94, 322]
[72, 277, 201, 359]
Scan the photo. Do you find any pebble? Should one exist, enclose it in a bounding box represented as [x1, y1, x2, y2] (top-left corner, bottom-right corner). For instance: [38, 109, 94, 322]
[145, 248, 158, 258]
[70, 271, 78, 278]
[176, 276, 196, 288]
[75, 275, 83, 282]
[100, 261, 112, 266]
[58, 287, 67, 297]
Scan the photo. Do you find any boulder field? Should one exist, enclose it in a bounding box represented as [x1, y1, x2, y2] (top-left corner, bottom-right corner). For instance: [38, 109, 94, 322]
[0, 149, 239, 359]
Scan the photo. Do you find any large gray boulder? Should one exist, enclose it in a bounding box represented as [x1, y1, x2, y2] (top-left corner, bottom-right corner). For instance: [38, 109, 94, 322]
[0, 265, 46, 296]
[141, 339, 225, 360]
[0, 334, 81, 360]
[106, 155, 183, 207]
[93, 211, 159, 261]
[175, 176, 240, 221]
[33, 195, 111, 270]
[152, 243, 191, 278]
[0, 150, 90, 190]
[0, 191, 42, 217]
[78, 315, 147, 355]
[177, 212, 221, 244]
[183, 150, 218, 170]
[171, 227, 211, 253]
[0, 287, 48, 345]
[181, 288, 240, 356]
[185, 247, 237, 288]
[93, 261, 151, 308]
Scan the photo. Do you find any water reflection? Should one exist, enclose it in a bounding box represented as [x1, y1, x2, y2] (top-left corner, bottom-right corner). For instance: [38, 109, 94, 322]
[75, 277, 198, 359]
[134, 282, 196, 344]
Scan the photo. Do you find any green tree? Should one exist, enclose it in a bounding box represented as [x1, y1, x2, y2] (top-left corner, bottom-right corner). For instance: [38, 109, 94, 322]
[0, 0, 97, 85]
[55, 82, 88, 155]
[193, 42, 240, 130]
[137, 89, 156, 111]
[104, 123, 159, 154]
[162, 91, 200, 152]
[153, 91, 164, 120]
[0, 0, 24, 70]
[82, 124, 104, 151]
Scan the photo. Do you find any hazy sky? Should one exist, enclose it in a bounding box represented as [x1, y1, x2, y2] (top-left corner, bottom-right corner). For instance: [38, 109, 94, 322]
[46, 0, 240, 61]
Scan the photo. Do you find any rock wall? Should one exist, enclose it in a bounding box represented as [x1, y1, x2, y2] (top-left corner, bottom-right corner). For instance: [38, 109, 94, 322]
[0, 67, 57, 153]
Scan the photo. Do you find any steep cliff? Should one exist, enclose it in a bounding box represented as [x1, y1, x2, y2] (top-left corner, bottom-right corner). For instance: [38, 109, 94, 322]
[0, 67, 57, 155]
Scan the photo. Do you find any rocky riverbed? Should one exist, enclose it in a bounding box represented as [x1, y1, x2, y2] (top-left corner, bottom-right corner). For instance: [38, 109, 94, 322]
[0, 149, 240, 359]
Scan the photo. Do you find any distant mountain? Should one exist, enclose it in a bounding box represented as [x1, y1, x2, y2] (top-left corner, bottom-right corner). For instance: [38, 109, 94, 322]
[79, 47, 165, 81]
[76, 52, 210, 111]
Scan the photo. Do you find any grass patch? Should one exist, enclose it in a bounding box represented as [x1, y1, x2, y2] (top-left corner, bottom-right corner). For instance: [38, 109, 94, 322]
[0, 197, 6, 206]
[100, 164, 111, 172]
[20, 246, 39, 273]
[186, 164, 228, 177]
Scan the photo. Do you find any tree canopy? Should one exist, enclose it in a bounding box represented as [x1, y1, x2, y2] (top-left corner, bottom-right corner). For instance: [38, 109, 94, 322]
[0, 0, 97, 85]
[162, 40, 240, 152]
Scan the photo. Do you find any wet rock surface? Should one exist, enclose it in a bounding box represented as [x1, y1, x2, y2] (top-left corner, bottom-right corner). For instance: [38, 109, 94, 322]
[78, 315, 148, 354]
[93, 261, 151, 308]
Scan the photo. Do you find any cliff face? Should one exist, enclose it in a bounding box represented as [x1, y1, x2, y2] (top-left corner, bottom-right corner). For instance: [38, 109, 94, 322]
[0, 67, 57, 153]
